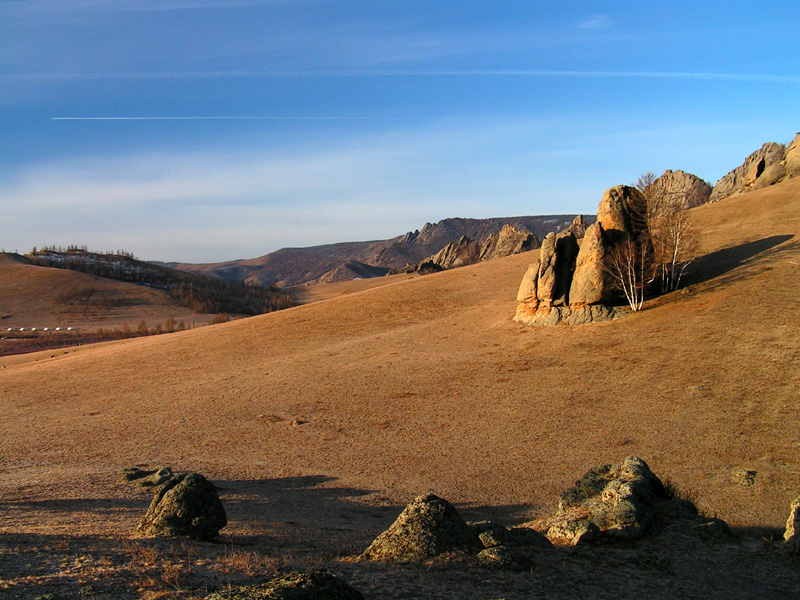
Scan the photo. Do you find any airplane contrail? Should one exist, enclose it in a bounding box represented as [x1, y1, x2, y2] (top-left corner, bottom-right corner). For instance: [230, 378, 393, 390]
[50, 116, 428, 121]
[16, 70, 800, 83]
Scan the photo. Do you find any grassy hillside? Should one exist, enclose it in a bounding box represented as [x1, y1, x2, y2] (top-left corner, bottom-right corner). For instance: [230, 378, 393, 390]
[1, 178, 799, 598]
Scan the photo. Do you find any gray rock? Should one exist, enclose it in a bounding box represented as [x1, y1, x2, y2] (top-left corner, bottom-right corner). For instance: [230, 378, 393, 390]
[479, 224, 538, 261]
[477, 546, 534, 571]
[203, 570, 365, 600]
[360, 494, 480, 562]
[121, 466, 174, 488]
[135, 472, 226, 540]
[543, 456, 667, 545]
[694, 518, 733, 541]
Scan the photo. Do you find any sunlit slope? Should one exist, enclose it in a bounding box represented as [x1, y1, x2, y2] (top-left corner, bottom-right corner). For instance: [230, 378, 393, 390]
[0, 253, 211, 331]
[2, 177, 799, 529]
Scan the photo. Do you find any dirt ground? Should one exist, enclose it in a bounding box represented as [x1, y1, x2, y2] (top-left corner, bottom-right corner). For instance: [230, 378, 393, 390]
[2, 178, 800, 598]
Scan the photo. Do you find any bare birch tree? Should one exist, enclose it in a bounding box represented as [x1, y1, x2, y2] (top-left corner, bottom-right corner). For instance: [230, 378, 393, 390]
[604, 233, 651, 311]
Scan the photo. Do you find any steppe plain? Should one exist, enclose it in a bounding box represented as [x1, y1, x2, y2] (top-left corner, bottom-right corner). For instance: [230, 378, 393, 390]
[2, 178, 800, 598]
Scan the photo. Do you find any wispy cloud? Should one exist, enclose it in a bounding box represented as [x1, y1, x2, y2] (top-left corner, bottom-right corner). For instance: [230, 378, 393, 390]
[577, 14, 614, 30]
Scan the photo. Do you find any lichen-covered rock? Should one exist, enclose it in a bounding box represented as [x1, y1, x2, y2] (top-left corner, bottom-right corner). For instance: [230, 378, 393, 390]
[543, 457, 667, 545]
[360, 494, 480, 562]
[135, 472, 226, 540]
[783, 495, 800, 554]
[477, 545, 534, 571]
[710, 142, 786, 202]
[204, 570, 365, 600]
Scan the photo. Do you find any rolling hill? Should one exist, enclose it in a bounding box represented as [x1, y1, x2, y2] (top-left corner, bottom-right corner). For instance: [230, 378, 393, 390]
[1, 178, 799, 597]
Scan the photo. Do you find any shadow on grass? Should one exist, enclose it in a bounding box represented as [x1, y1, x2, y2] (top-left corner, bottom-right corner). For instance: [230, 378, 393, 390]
[682, 234, 796, 289]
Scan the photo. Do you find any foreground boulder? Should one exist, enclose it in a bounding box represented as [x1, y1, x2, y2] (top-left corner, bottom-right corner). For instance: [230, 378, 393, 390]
[135, 472, 227, 540]
[204, 570, 364, 600]
[542, 456, 668, 545]
[360, 494, 480, 561]
[784, 495, 800, 554]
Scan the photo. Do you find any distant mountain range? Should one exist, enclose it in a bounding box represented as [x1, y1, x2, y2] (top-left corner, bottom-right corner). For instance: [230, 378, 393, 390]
[163, 215, 594, 287]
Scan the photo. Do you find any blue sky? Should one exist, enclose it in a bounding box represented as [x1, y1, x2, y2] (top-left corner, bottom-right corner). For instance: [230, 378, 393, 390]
[2, 1, 798, 263]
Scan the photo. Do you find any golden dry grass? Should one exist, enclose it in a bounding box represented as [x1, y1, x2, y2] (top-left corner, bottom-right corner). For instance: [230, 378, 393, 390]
[2, 178, 800, 598]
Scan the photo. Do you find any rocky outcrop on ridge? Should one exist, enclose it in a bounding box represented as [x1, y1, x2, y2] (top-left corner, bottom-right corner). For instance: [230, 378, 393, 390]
[204, 570, 365, 600]
[515, 185, 646, 326]
[424, 236, 481, 270]
[135, 472, 227, 540]
[710, 141, 788, 202]
[307, 260, 391, 285]
[479, 224, 539, 261]
[647, 170, 712, 214]
[360, 494, 480, 562]
[784, 132, 800, 178]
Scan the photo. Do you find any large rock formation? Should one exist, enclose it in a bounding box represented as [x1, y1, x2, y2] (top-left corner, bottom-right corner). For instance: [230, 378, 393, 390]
[646, 170, 712, 214]
[515, 185, 645, 326]
[784, 132, 800, 178]
[710, 142, 787, 202]
[360, 494, 480, 562]
[204, 570, 365, 600]
[479, 224, 538, 261]
[135, 472, 227, 541]
[424, 236, 480, 270]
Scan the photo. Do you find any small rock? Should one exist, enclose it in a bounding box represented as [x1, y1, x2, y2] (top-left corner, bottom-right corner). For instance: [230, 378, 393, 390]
[121, 466, 174, 488]
[695, 518, 733, 541]
[360, 494, 480, 562]
[731, 468, 757, 486]
[783, 495, 800, 554]
[135, 472, 226, 540]
[477, 546, 534, 571]
[204, 569, 365, 600]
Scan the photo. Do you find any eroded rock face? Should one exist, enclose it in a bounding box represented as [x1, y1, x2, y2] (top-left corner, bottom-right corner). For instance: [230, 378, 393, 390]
[568, 223, 608, 306]
[424, 236, 480, 270]
[710, 142, 787, 202]
[597, 185, 648, 244]
[543, 457, 667, 545]
[784, 132, 800, 178]
[479, 224, 538, 261]
[135, 473, 227, 540]
[784, 495, 800, 554]
[204, 570, 365, 600]
[647, 170, 712, 213]
[360, 494, 480, 562]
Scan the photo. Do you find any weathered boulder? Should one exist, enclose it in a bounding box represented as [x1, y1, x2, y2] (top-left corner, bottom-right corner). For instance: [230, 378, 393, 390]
[646, 169, 712, 213]
[479, 224, 538, 261]
[784, 132, 800, 178]
[710, 142, 787, 202]
[535, 233, 558, 303]
[135, 472, 227, 540]
[568, 223, 608, 305]
[784, 495, 800, 554]
[563, 214, 588, 239]
[543, 456, 667, 545]
[597, 185, 648, 244]
[360, 494, 480, 562]
[204, 570, 365, 600]
[514, 304, 623, 327]
[469, 521, 553, 550]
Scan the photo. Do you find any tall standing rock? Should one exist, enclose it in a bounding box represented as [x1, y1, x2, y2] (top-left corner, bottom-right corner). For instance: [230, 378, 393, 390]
[597, 185, 648, 244]
[569, 223, 608, 306]
[536, 233, 558, 303]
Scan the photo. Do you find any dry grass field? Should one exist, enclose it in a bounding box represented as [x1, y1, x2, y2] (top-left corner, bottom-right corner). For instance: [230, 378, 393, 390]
[2, 178, 800, 598]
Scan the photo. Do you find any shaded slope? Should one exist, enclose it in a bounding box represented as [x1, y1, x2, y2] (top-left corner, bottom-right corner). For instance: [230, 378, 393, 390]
[1, 179, 800, 533]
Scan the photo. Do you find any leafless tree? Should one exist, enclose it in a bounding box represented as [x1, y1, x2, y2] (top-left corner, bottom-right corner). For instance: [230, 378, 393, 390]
[633, 171, 657, 195]
[605, 232, 651, 312]
[649, 203, 699, 293]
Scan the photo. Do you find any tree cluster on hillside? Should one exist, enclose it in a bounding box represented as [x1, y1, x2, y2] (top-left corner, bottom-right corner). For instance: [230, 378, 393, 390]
[27, 249, 294, 316]
[604, 173, 700, 311]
